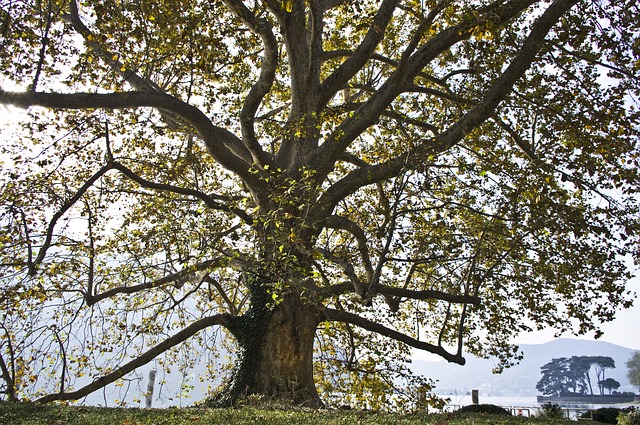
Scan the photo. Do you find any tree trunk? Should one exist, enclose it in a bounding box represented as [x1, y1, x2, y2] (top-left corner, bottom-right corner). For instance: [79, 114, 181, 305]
[217, 291, 322, 407]
[251, 295, 321, 406]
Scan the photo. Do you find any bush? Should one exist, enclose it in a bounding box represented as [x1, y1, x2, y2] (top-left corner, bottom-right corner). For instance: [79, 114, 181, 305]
[581, 407, 637, 424]
[618, 408, 640, 425]
[456, 404, 512, 415]
[538, 403, 564, 419]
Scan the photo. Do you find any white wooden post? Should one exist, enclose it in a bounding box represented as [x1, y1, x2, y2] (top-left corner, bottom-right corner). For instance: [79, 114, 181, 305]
[145, 369, 157, 408]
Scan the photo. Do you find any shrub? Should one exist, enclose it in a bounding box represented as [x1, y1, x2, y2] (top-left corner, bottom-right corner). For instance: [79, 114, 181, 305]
[618, 408, 640, 425]
[538, 403, 565, 419]
[456, 404, 512, 415]
[582, 407, 637, 424]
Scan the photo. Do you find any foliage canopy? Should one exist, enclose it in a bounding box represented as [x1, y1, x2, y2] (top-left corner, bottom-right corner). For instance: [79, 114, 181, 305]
[627, 351, 640, 391]
[536, 356, 617, 396]
[0, 0, 639, 408]
[598, 377, 621, 394]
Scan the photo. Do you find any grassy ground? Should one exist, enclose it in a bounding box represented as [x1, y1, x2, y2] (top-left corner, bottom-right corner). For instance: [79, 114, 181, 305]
[0, 403, 579, 425]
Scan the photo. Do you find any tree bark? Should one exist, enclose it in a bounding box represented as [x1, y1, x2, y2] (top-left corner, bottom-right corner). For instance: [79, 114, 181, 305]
[219, 290, 322, 407]
[251, 296, 321, 406]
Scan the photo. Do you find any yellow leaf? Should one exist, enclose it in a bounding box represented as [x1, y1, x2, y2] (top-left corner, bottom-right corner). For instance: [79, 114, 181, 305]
[282, 0, 293, 12]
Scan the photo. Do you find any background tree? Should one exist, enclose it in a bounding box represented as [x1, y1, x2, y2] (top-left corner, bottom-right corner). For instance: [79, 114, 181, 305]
[567, 356, 592, 395]
[598, 378, 621, 395]
[537, 357, 574, 396]
[536, 356, 617, 396]
[627, 351, 640, 393]
[591, 356, 616, 395]
[1, 0, 639, 408]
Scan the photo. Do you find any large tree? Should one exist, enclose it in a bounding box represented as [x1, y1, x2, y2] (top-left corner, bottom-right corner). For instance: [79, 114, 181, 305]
[627, 351, 640, 392]
[598, 378, 620, 395]
[537, 357, 574, 396]
[592, 356, 616, 395]
[0, 0, 639, 408]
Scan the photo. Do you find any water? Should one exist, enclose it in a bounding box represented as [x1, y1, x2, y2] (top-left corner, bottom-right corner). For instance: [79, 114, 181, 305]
[439, 394, 638, 418]
[443, 394, 537, 407]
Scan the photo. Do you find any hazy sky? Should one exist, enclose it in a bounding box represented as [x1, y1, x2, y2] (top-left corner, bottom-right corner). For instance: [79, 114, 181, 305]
[513, 275, 640, 350]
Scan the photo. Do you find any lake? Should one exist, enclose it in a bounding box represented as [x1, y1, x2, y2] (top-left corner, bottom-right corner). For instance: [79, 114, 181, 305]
[439, 394, 638, 418]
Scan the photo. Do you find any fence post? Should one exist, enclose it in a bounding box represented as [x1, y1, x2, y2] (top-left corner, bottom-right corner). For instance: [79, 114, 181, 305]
[145, 369, 157, 408]
[416, 385, 429, 413]
[471, 389, 479, 405]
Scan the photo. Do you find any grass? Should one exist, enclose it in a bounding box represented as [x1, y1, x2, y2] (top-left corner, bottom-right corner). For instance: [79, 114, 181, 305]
[0, 402, 580, 425]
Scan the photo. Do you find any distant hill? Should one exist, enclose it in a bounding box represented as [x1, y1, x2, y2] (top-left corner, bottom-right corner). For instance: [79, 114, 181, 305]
[410, 338, 638, 396]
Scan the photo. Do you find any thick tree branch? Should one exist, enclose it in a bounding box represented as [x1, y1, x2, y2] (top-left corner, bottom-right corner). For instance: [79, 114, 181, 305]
[30, 0, 53, 92]
[0, 322, 17, 401]
[324, 0, 349, 9]
[63, 0, 254, 163]
[223, 0, 277, 167]
[36, 313, 233, 403]
[272, 0, 313, 114]
[319, 0, 401, 108]
[0, 90, 262, 190]
[314, 248, 367, 298]
[63, 0, 157, 94]
[313, 281, 352, 298]
[306, 1, 324, 107]
[204, 275, 240, 315]
[314, 0, 540, 182]
[316, 280, 481, 306]
[0, 351, 16, 401]
[110, 161, 252, 224]
[86, 259, 228, 305]
[322, 308, 466, 364]
[374, 286, 481, 306]
[325, 215, 375, 282]
[311, 0, 579, 227]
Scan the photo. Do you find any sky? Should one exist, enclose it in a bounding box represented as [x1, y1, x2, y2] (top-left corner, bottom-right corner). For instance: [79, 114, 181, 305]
[512, 274, 640, 350]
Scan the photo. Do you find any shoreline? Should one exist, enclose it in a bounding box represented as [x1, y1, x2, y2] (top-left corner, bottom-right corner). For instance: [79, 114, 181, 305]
[537, 395, 639, 405]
